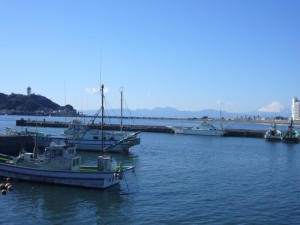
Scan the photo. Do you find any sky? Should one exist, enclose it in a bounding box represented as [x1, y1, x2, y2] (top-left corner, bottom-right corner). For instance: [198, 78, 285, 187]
[0, 0, 299, 113]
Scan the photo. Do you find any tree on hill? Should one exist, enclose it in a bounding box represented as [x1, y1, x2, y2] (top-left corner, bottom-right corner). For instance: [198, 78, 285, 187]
[0, 92, 77, 116]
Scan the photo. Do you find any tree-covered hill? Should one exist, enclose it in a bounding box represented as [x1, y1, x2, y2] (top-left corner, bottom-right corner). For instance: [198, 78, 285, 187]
[0, 93, 77, 116]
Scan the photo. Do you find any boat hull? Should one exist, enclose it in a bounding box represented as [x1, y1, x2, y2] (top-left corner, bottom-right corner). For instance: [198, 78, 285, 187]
[281, 137, 300, 144]
[0, 162, 133, 189]
[168, 124, 225, 136]
[265, 136, 282, 142]
[35, 136, 141, 153]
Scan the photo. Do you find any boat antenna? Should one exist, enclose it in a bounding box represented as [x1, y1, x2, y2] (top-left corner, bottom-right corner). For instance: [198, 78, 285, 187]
[99, 52, 102, 88]
[33, 111, 38, 159]
[64, 79, 67, 123]
[101, 84, 104, 155]
[120, 87, 124, 132]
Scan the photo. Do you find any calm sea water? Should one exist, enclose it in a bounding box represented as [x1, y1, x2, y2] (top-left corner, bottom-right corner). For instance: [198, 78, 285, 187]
[1, 115, 300, 224]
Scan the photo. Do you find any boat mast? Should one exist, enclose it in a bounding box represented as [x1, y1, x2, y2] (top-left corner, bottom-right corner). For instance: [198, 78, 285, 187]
[33, 112, 38, 159]
[101, 84, 104, 154]
[120, 88, 123, 132]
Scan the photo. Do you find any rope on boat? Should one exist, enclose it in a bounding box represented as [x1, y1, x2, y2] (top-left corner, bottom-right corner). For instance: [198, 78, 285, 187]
[120, 174, 139, 195]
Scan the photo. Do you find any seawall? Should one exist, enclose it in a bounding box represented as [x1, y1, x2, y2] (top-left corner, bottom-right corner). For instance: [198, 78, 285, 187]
[16, 119, 266, 138]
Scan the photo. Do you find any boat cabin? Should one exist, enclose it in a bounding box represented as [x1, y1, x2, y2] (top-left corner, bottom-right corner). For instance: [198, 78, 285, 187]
[14, 145, 81, 171]
[44, 145, 77, 159]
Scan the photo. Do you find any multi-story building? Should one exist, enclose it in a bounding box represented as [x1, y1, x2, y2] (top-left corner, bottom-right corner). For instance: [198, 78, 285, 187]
[292, 97, 300, 120]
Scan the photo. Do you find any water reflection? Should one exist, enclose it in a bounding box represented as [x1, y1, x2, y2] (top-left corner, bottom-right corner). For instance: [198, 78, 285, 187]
[6, 180, 132, 224]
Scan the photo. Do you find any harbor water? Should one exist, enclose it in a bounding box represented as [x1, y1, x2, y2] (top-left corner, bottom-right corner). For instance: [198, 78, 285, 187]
[0, 115, 300, 224]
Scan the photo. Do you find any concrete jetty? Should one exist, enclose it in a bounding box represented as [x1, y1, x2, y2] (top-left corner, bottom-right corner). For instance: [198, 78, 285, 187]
[16, 119, 266, 138]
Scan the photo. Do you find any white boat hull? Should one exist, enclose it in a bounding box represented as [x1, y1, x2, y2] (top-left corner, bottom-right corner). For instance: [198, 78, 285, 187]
[0, 162, 133, 189]
[169, 126, 224, 136]
[36, 136, 140, 153]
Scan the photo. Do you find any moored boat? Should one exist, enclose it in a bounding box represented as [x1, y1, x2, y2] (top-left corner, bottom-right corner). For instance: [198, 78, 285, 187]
[61, 120, 140, 153]
[281, 119, 300, 143]
[0, 144, 133, 189]
[169, 121, 225, 136]
[264, 122, 282, 141]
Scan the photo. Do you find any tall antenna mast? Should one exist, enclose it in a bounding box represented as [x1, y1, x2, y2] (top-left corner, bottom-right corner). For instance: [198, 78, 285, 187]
[101, 84, 104, 154]
[64, 79, 67, 123]
[119, 87, 124, 132]
[99, 52, 102, 87]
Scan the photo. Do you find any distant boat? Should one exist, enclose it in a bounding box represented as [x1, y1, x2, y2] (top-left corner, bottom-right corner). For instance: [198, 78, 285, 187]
[264, 122, 282, 141]
[168, 121, 225, 136]
[281, 119, 300, 143]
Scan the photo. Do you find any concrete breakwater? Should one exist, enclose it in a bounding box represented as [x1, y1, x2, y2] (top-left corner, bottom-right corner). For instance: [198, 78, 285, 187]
[16, 119, 266, 138]
[16, 119, 174, 133]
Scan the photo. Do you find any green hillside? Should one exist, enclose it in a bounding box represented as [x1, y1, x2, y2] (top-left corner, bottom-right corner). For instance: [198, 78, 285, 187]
[0, 93, 77, 116]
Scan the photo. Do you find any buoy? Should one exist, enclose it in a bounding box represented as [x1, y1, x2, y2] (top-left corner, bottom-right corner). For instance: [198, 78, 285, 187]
[0, 183, 5, 190]
[1, 189, 7, 195]
[5, 183, 11, 189]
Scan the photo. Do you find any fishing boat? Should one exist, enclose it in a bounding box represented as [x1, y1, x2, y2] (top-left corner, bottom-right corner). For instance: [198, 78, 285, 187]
[169, 121, 225, 136]
[264, 122, 282, 141]
[281, 119, 300, 143]
[0, 84, 135, 189]
[61, 120, 140, 153]
[60, 88, 140, 153]
[0, 144, 133, 189]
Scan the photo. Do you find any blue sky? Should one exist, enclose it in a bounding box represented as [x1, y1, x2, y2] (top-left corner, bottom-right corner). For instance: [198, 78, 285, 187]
[0, 0, 299, 113]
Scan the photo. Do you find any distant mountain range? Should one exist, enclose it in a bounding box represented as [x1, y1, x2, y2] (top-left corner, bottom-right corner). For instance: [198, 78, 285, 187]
[0, 91, 291, 119]
[83, 107, 291, 119]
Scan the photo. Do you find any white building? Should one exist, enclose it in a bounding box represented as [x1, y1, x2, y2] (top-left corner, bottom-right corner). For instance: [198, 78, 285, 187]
[292, 97, 300, 120]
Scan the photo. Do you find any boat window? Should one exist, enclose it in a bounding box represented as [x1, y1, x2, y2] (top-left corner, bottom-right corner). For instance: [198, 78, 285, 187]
[73, 159, 76, 166]
[93, 136, 99, 140]
[44, 149, 50, 157]
[68, 149, 74, 155]
[53, 149, 63, 157]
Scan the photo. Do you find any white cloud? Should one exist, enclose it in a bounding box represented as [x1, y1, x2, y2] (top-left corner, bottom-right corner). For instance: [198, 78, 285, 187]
[258, 101, 285, 112]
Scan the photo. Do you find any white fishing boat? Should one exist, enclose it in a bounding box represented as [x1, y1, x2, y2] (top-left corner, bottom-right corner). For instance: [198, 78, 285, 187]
[60, 88, 140, 153]
[0, 84, 135, 189]
[264, 122, 282, 141]
[62, 121, 140, 153]
[169, 121, 225, 136]
[0, 144, 133, 189]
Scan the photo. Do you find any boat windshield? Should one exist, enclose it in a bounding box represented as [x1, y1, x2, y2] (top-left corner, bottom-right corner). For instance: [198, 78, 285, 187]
[44, 147, 63, 158]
